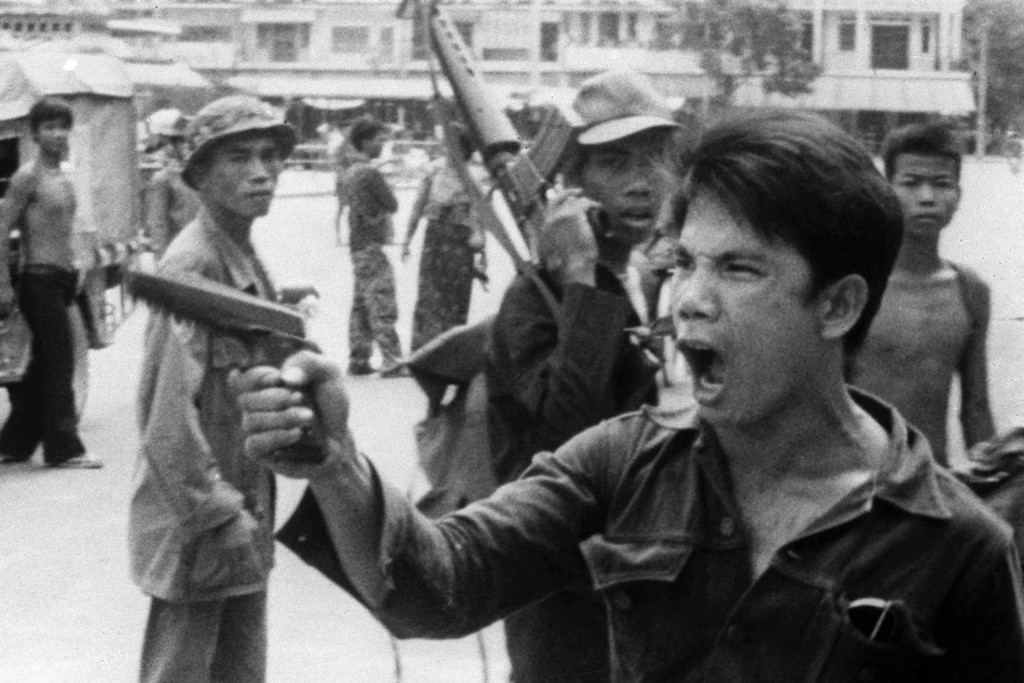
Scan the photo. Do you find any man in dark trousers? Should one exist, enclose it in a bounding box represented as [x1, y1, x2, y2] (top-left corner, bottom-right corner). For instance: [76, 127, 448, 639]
[343, 115, 406, 378]
[0, 97, 98, 468]
[237, 109, 1024, 682]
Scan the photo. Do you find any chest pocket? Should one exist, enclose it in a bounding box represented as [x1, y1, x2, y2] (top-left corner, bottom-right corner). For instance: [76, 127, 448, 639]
[814, 597, 942, 683]
[583, 536, 694, 678]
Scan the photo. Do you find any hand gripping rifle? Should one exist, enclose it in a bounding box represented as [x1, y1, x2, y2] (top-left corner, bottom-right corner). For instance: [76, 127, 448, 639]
[425, 0, 576, 320]
[126, 269, 326, 464]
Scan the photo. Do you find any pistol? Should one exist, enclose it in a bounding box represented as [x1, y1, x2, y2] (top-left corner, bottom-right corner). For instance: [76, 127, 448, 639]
[126, 269, 326, 464]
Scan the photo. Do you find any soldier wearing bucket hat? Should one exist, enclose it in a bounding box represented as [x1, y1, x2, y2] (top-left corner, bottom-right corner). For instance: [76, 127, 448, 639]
[129, 95, 295, 683]
[572, 68, 680, 146]
[181, 94, 296, 189]
[489, 70, 684, 683]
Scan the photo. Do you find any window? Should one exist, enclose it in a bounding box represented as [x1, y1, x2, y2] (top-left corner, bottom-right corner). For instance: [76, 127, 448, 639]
[482, 47, 529, 61]
[839, 21, 856, 51]
[625, 13, 638, 43]
[181, 25, 232, 42]
[411, 1, 429, 60]
[541, 21, 559, 62]
[801, 22, 813, 54]
[331, 26, 370, 53]
[921, 24, 930, 53]
[257, 24, 310, 62]
[455, 21, 473, 49]
[379, 26, 393, 62]
[598, 12, 619, 46]
[871, 24, 909, 69]
[579, 13, 591, 45]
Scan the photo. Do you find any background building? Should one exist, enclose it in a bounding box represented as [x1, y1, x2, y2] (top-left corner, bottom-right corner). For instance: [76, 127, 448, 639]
[1, 0, 976, 149]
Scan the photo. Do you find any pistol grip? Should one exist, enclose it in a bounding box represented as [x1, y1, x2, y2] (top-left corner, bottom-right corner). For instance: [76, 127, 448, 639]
[254, 333, 327, 464]
[271, 393, 327, 464]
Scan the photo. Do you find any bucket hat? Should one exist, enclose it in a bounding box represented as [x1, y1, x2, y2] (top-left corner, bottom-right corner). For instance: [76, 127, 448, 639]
[182, 95, 296, 189]
[572, 70, 680, 146]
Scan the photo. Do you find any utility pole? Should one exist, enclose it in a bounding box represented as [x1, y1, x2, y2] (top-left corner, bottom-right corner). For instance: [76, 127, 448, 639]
[975, 13, 990, 158]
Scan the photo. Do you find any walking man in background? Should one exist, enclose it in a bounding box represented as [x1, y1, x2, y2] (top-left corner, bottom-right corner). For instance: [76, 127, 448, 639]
[129, 95, 295, 683]
[344, 115, 406, 378]
[0, 96, 98, 468]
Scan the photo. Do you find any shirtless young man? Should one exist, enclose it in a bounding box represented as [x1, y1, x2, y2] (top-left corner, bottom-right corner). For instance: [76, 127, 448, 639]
[237, 110, 1024, 681]
[0, 97, 98, 468]
[851, 121, 995, 467]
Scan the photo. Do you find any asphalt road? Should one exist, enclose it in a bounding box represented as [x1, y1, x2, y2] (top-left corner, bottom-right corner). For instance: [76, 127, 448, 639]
[1, 159, 1022, 682]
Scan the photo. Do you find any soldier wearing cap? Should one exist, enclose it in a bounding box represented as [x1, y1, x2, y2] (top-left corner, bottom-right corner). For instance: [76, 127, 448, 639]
[143, 111, 201, 257]
[488, 69, 683, 683]
[128, 95, 295, 683]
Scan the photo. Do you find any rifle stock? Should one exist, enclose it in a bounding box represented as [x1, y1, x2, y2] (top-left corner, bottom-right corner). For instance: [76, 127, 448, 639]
[427, 1, 575, 259]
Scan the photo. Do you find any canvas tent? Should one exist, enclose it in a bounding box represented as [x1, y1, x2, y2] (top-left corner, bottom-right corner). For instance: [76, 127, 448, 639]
[0, 51, 142, 363]
[0, 50, 140, 275]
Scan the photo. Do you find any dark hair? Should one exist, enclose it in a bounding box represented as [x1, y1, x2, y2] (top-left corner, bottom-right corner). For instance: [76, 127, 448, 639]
[674, 109, 904, 354]
[348, 116, 387, 152]
[28, 97, 73, 134]
[881, 121, 963, 181]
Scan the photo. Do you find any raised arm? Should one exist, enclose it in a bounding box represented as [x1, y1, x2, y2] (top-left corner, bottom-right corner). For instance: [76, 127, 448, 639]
[236, 352, 609, 638]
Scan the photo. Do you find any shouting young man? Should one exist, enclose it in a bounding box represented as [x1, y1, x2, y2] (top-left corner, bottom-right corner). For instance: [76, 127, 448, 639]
[236, 110, 1024, 681]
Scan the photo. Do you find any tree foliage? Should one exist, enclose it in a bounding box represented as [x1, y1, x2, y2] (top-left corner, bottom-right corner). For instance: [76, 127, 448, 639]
[962, 0, 1024, 133]
[685, 0, 821, 107]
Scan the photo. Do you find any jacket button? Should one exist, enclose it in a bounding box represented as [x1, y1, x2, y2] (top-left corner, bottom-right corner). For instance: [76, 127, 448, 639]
[611, 591, 632, 610]
[719, 517, 736, 537]
[725, 623, 747, 643]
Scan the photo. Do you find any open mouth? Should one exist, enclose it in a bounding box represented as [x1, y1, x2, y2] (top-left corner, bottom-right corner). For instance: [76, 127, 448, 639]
[677, 339, 726, 399]
[617, 209, 653, 231]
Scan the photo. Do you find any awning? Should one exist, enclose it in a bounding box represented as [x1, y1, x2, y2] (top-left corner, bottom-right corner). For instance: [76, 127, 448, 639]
[226, 74, 456, 101]
[733, 72, 975, 114]
[304, 97, 365, 110]
[106, 19, 182, 37]
[0, 51, 133, 121]
[126, 60, 211, 90]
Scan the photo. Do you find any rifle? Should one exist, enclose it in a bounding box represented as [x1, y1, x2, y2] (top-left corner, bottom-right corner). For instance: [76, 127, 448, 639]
[425, 0, 576, 319]
[126, 269, 326, 464]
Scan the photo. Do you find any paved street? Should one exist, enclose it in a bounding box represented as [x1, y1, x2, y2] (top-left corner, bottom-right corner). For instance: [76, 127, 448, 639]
[1, 159, 1023, 682]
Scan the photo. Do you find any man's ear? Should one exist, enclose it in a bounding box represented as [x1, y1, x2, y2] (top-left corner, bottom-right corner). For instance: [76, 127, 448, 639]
[816, 273, 869, 342]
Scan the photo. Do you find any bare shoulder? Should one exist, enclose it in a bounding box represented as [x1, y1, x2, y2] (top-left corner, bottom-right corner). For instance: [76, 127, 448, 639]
[7, 163, 39, 194]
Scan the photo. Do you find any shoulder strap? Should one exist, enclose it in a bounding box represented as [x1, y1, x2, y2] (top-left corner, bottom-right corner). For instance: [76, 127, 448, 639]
[947, 261, 989, 330]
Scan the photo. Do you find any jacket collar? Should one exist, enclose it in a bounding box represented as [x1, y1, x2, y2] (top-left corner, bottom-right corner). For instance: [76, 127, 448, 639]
[644, 387, 952, 526]
[193, 213, 274, 298]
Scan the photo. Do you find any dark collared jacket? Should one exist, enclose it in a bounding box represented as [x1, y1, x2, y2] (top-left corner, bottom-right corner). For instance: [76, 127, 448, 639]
[344, 151, 398, 252]
[279, 392, 1024, 682]
[487, 267, 659, 483]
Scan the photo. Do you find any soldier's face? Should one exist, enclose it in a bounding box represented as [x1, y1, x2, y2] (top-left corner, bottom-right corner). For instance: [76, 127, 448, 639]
[198, 134, 283, 219]
[578, 128, 669, 248]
